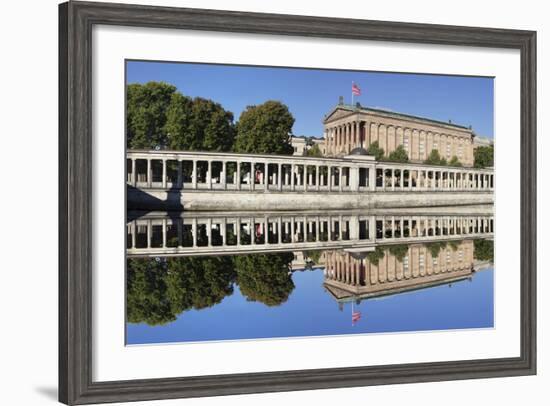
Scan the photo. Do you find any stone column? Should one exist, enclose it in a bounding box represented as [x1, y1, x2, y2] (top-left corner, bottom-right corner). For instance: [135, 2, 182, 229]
[147, 159, 152, 188]
[265, 162, 269, 193]
[391, 169, 395, 191]
[192, 160, 197, 189]
[221, 161, 227, 190]
[162, 159, 167, 188]
[236, 218, 241, 245]
[236, 162, 241, 190]
[250, 218, 256, 245]
[291, 164, 295, 191]
[277, 217, 282, 244]
[207, 160, 212, 189]
[176, 160, 182, 189]
[278, 163, 282, 191]
[339, 167, 343, 192]
[316, 165, 320, 191]
[162, 219, 167, 247]
[250, 162, 255, 191]
[192, 218, 198, 247]
[131, 159, 136, 186]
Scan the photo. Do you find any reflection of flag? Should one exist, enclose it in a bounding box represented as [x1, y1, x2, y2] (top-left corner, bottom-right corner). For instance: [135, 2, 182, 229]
[352, 82, 361, 96]
[352, 311, 361, 324]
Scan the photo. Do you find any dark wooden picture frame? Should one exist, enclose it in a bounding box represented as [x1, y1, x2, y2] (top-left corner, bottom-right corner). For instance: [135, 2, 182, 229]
[59, 1, 536, 404]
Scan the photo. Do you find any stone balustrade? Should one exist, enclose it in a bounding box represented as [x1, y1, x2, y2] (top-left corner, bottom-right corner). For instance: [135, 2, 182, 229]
[126, 150, 494, 193]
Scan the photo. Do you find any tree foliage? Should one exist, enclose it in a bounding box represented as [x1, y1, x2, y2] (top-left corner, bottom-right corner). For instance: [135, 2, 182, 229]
[234, 253, 295, 306]
[474, 239, 494, 262]
[127, 82, 235, 151]
[126, 82, 177, 149]
[424, 149, 447, 166]
[474, 145, 494, 168]
[233, 101, 295, 155]
[448, 155, 463, 167]
[385, 145, 409, 163]
[366, 141, 385, 161]
[304, 143, 323, 157]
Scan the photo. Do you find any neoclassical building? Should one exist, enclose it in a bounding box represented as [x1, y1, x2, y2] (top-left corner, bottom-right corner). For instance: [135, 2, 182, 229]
[323, 101, 476, 167]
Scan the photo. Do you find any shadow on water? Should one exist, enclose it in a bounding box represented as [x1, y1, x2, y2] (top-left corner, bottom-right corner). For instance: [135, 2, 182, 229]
[127, 183, 184, 222]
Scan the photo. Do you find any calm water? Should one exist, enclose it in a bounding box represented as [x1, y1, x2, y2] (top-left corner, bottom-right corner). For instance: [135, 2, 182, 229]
[126, 254, 494, 345]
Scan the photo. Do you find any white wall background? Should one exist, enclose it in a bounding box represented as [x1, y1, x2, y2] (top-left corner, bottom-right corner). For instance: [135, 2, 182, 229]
[0, 0, 546, 405]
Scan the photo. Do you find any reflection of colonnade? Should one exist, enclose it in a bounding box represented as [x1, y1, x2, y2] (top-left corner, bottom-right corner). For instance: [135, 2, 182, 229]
[126, 212, 494, 257]
[323, 240, 476, 301]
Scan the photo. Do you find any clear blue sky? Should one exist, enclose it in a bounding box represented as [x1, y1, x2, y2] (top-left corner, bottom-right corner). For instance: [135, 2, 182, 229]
[127, 60, 494, 139]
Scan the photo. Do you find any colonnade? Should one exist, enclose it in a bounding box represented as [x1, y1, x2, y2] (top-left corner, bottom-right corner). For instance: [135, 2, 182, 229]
[126, 150, 494, 193]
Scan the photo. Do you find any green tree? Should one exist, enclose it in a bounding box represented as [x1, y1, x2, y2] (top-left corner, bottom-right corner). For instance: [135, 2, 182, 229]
[474, 145, 494, 168]
[448, 155, 463, 167]
[386, 145, 409, 163]
[304, 143, 323, 157]
[165, 95, 235, 151]
[366, 141, 385, 161]
[424, 149, 447, 166]
[126, 81, 177, 149]
[235, 253, 295, 306]
[234, 101, 295, 155]
[474, 239, 494, 262]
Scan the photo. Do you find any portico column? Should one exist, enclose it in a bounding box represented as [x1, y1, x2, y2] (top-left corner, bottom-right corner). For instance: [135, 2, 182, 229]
[277, 217, 282, 244]
[291, 164, 295, 191]
[250, 218, 256, 245]
[339, 167, 343, 192]
[236, 218, 241, 245]
[391, 169, 395, 191]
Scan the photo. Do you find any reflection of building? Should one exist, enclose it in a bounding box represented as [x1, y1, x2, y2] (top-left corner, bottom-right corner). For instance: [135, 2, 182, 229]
[290, 136, 326, 156]
[323, 240, 476, 302]
[323, 101, 476, 166]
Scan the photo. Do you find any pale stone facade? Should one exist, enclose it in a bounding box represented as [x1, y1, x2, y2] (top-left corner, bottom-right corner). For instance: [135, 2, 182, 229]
[323, 103, 476, 167]
[290, 135, 326, 156]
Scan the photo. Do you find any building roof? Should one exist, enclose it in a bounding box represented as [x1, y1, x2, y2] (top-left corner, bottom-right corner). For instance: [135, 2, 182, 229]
[324, 103, 473, 132]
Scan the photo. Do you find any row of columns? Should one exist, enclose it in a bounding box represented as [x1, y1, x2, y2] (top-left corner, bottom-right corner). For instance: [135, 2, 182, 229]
[127, 215, 493, 252]
[325, 240, 474, 286]
[325, 120, 474, 166]
[376, 167, 494, 191]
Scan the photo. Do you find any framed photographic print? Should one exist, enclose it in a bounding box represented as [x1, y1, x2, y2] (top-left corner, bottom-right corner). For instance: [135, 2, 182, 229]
[59, 1, 536, 404]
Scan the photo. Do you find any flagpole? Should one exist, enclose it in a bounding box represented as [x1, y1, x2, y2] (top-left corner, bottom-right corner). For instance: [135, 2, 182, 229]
[351, 81, 354, 106]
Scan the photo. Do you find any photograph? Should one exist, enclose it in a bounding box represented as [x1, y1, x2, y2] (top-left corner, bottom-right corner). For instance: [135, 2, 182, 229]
[125, 61, 495, 345]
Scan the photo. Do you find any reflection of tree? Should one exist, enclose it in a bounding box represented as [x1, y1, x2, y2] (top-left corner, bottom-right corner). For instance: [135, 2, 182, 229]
[474, 239, 494, 262]
[388, 244, 408, 262]
[126, 256, 236, 326]
[366, 247, 385, 265]
[425, 241, 446, 258]
[235, 253, 295, 306]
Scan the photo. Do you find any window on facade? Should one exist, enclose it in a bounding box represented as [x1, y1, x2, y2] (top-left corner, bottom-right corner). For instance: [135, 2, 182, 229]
[446, 144, 451, 158]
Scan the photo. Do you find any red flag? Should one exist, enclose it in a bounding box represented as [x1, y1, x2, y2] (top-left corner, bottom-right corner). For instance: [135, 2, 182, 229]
[352, 311, 361, 324]
[352, 82, 361, 96]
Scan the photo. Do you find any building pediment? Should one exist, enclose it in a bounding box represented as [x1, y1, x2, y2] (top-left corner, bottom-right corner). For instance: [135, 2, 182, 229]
[323, 106, 354, 123]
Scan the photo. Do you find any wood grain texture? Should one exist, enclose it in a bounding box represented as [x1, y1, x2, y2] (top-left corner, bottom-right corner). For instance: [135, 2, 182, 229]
[58, 1, 537, 404]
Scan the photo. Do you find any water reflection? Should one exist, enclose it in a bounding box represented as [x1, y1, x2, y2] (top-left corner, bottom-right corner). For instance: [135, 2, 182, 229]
[126, 231, 494, 342]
